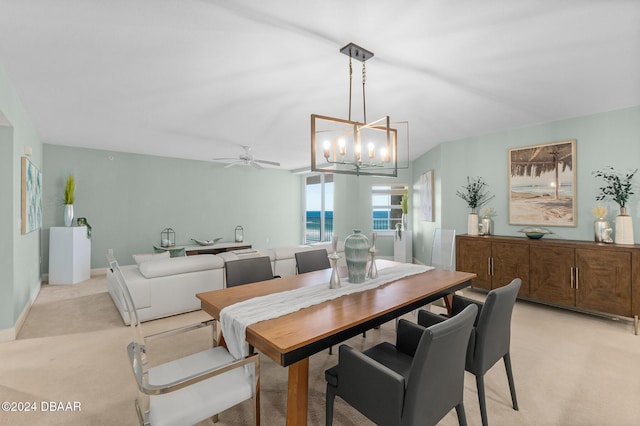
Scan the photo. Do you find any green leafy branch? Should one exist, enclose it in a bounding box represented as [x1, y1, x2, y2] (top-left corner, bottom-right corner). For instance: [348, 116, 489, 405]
[456, 176, 494, 210]
[64, 175, 75, 204]
[592, 167, 637, 208]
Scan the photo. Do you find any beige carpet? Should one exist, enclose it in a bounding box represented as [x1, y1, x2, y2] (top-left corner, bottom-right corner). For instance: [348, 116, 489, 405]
[1, 275, 639, 425]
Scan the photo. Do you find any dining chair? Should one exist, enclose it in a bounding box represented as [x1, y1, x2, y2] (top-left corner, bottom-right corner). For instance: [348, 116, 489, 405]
[418, 278, 522, 426]
[294, 248, 365, 354]
[107, 253, 261, 426]
[225, 255, 279, 287]
[408, 228, 457, 318]
[325, 304, 478, 426]
[431, 228, 456, 270]
[295, 248, 330, 274]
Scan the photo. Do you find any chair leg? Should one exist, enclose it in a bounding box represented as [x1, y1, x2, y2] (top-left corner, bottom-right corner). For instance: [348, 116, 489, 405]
[476, 375, 489, 426]
[503, 353, 519, 411]
[328, 346, 333, 355]
[455, 402, 468, 426]
[326, 384, 336, 426]
[212, 414, 219, 423]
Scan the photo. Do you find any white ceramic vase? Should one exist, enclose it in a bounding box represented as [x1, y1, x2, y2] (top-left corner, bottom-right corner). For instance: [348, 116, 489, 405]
[64, 204, 74, 227]
[614, 207, 634, 245]
[468, 212, 479, 236]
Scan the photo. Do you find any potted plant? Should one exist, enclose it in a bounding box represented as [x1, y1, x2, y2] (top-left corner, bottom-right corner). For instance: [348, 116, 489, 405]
[401, 189, 408, 230]
[63, 175, 75, 227]
[456, 176, 494, 235]
[593, 167, 637, 244]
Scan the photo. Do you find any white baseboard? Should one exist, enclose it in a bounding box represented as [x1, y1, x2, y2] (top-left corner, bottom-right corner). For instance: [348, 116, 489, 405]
[0, 279, 41, 342]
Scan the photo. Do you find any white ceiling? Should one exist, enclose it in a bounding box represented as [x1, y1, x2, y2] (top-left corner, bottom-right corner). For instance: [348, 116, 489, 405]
[0, 1, 638, 170]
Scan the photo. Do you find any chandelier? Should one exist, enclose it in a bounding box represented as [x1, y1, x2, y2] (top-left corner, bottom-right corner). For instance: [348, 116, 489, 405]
[311, 42, 405, 177]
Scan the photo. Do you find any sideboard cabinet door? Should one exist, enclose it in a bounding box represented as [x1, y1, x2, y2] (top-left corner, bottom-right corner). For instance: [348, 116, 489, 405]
[529, 245, 575, 306]
[575, 249, 631, 317]
[456, 237, 491, 290]
[492, 241, 530, 297]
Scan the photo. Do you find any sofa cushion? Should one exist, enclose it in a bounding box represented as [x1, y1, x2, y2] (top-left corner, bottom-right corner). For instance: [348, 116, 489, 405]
[139, 254, 224, 279]
[132, 251, 170, 265]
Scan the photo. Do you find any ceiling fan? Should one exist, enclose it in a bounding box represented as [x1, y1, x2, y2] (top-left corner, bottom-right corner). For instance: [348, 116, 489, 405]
[212, 145, 280, 169]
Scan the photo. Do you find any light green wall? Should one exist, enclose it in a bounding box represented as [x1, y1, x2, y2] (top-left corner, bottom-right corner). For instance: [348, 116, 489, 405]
[42, 145, 303, 269]
[0, 65, 43, 332]
[412, 105, 640, 265]
[0, 125, 14, 328]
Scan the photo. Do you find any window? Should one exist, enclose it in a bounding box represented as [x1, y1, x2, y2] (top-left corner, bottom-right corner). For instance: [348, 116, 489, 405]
[305, 174, 334, 242]
[372, 184, 407, 231]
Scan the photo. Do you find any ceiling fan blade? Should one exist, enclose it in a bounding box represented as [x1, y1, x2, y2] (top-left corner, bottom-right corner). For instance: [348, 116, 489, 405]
[253, 159, 281, 166]
[250, 161, 264, 169]
[212, 157, 238, 161]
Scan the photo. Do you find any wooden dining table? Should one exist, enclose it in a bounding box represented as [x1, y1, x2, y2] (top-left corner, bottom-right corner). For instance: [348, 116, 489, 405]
[197, 259, 476, 425]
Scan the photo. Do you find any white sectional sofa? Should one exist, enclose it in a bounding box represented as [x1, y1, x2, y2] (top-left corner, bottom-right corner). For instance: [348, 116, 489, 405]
[107, 254, 225, 324]
[107, 242, 346, 324]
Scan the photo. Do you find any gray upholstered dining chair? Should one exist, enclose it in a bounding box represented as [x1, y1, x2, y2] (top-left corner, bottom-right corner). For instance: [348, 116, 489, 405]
[107, 253, 261, 426]
[225, 255, 278, 287]
[325, 304, 478, 426]
[418, 278, 522, 426]
[295, 248, 330, 274]
[295, 248, 364, 354]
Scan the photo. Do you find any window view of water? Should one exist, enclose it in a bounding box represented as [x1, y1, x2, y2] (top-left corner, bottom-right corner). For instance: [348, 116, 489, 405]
[305, 211, 333, 242]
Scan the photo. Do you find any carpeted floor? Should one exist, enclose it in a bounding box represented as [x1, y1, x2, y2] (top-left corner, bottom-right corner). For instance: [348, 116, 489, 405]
[1, 274, 639, 425]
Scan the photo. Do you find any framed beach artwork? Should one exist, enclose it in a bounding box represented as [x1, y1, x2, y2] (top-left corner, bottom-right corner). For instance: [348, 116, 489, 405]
[21, 156, 43, 234]
[420, 170, 434, 221]
[508, 140, 577, 227]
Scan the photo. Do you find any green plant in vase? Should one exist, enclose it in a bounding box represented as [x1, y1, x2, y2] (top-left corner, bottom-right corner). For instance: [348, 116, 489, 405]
[592, 167, 637, 214]
[456, 176, 494, 236]
[63, 175, 75, 226]
[64, 175, 75, 205]
[400, 189, 408, 230]
[456, 176, 494, 212]
[593, 166, 637, 245]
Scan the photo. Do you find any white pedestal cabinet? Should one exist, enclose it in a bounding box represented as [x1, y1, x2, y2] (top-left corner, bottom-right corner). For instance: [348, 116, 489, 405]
[49, 226, 91, 284]
[393, 233, 413, 263]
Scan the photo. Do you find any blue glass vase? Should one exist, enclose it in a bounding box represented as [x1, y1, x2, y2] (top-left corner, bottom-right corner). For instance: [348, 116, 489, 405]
[344, 229, 369, 283]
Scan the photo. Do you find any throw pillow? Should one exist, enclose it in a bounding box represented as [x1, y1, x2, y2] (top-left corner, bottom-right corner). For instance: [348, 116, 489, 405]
[153, 246, 186, 258]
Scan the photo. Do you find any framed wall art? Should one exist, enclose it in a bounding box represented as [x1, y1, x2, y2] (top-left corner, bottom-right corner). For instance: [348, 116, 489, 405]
[21, 156, 43, 234]
[508, 139, 576, 227]
[420, 170, 434, 221]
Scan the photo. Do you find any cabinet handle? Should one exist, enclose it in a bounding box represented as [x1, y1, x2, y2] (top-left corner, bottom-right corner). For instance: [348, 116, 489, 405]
[570, 267, 574, 289]
[491, 257, 495, 276]
[575, 267, 579, 290]
[488, 258, 491, 276]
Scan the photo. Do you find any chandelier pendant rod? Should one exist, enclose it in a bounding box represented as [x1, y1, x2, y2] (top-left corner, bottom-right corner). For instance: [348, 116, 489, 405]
[361, 61, 367, 124]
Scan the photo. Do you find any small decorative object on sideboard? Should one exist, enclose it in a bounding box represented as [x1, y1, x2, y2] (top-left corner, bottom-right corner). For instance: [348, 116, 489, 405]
[235, 225, 244, 242]
[519, 227, 553, 239]
[456, 176, 494, 236]
[479, 207, 496, 236]
[592, 206, 613, 243]
[344, 229, 369, 283]
[63, 175, 75, 227]
[593, 166, 637, 245]
[160, 227, 175, 248]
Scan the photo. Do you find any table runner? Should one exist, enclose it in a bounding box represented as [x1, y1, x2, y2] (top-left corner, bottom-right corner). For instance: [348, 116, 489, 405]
[220, 263, 432, 359]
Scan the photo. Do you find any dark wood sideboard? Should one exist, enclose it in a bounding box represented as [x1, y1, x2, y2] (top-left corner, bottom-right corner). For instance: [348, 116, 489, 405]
[456, 234, 640, 334]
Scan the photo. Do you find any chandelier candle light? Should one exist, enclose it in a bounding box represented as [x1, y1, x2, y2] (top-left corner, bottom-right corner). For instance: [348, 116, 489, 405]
[311, 42, 406, 177]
